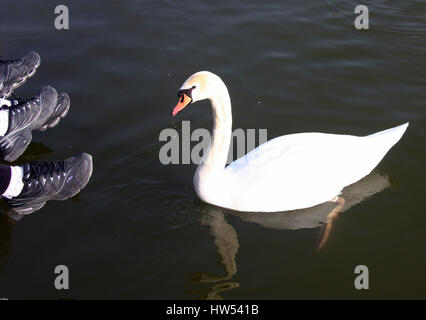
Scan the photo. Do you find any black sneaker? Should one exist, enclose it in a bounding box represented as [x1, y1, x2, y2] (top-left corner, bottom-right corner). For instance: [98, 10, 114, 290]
[0, 86, 57, 162]
[8, 91, 71, 131]
[0, 52, 41, 98]
[39, 92, 70, 131]
[5, 153, 93, 215]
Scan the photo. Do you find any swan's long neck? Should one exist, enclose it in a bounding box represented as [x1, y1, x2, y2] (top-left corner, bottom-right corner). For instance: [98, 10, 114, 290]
[194, 83, 232, 190]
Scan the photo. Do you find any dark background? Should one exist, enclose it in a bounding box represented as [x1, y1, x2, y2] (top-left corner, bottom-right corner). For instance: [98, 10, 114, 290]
[0, 0, 425, 299]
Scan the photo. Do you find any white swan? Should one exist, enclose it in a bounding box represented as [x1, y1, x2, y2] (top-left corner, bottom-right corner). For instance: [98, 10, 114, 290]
[171, 71, 408, 212]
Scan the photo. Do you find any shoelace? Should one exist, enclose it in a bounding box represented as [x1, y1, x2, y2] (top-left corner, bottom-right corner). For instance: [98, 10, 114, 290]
[10, 93, 31, 106]
[8, 95, 40, 120]
[0, 94, 34, 108]
[24, 160, 66, 185]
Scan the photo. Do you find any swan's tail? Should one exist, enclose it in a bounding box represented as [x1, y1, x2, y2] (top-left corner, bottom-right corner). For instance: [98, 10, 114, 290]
[364, 122, 409, 165]
[366, 122, 409, 145]
[350, 122, 409, 184]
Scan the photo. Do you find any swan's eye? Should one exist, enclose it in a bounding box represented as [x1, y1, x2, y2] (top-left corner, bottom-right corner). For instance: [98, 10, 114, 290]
[177, 86, 195, 100]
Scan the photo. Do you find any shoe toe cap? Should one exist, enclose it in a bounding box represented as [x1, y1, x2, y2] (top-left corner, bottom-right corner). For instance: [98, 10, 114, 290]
[24, 51, 41, 69]
[69, 153, 93, 186]
[40, 86, 58, 112]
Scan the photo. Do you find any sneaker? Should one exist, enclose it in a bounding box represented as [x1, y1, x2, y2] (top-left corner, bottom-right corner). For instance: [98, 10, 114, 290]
[5, 153, 93, 215]
[8, 91, 71, 131]
[0, 86, 57, 162]
[0, 52, 41, 98]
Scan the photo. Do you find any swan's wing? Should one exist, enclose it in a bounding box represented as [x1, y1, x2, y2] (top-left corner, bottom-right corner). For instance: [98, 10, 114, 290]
[224, 132, 357, 211]
[223, 123, 407, 212]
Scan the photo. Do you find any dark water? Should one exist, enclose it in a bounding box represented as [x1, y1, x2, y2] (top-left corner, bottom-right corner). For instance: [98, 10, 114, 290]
[0, 0, 425, 299]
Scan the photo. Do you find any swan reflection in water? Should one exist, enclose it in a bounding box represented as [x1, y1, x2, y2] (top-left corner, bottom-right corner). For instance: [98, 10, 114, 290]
[189, 170, 392, 299]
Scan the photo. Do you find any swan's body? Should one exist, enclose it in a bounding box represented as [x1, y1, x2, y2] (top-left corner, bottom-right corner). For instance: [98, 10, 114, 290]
[172, 71, 408, 212]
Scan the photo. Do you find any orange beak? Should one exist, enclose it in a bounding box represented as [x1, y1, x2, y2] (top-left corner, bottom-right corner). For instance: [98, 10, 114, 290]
[172, 93, 192, 116]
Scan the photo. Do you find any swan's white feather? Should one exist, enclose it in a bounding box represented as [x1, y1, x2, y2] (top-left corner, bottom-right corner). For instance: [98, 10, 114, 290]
[218, 122, 408, 212]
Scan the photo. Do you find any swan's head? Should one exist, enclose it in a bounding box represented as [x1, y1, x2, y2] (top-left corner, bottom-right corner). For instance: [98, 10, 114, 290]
[172, 71, 223, 116]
